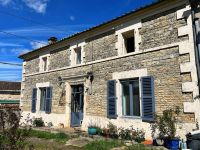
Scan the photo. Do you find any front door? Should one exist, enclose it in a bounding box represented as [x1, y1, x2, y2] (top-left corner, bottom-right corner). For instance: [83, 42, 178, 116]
[71, 85, 84, 127]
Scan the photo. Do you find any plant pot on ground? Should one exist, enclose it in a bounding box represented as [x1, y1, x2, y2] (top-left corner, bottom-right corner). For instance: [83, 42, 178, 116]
[88, 126, 97, 135]
[102, 128, 110, 138]
[87, 121, 102, 135]
[151, 107, 181, 149]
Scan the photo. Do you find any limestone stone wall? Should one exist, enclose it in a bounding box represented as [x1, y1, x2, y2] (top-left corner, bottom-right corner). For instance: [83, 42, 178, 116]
[84, 30, 118, 62]
[49, 46, 70, 70]
[25, 57, 39, 74]
[0, 92, 20, 100]
[23, 46, 194, 122]
[140, 6, 187, 50]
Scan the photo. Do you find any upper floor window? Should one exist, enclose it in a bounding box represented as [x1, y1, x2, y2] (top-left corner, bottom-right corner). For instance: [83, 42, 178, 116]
[75, 47, 82, 65]
[42, 57, 47, 71]
[39, 54, 50, 72]
[123, 30, 135, 53]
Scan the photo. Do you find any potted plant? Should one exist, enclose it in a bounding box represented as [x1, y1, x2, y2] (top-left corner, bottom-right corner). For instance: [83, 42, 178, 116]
[102, 128, 110, 138]
[151, 107, 180, 149]
[107, 122, 118, 139]
[88, 124, 98, 135]
[151, 114, 165, 146]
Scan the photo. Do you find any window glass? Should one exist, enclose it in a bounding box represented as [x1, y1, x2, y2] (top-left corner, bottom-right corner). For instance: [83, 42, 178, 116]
[42, 57, 47, 71]
[40, 88, 46, 111]
[131, 80, 140, 116]
[122, 81, 130, 116]
[121, 79, 140, 117]
[75, 47, 81, 64]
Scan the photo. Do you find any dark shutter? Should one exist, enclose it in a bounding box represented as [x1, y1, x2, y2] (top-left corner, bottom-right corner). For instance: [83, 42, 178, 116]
[45, 87, 52, 114]
[141, 76, 155, 121]
[31, 88, 37, 113]
[107, 80, 117, 119]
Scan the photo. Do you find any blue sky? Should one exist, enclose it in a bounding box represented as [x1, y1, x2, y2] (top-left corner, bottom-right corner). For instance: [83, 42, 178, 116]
[0, 0, 155, 81]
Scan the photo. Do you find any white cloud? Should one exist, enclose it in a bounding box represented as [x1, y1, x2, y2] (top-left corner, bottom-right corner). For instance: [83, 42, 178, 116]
[23, 0, 49, 14]
[69, 15, 75, 21]
[0, 0, 11, 6]
[0, 63, 21, 70]
[0, 42, 23, 47]
[30, 41, 47, 49]
[11, 48, 30, 55]
[2, 24, 92, 38]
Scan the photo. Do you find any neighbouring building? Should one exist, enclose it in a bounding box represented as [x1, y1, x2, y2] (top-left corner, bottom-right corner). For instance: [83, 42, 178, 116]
[19, 0, 200, 139]
[0, 81, 21, 109]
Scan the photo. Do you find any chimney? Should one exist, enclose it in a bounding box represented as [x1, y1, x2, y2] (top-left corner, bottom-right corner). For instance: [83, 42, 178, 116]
[48, 37, 57, 44]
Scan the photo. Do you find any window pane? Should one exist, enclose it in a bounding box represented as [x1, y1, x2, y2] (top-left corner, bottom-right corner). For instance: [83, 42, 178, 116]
[131, 80, 140, 116]
[122, 81, 130, 116]
[76, 48, 81, 64]
[40, 88, 46, 111]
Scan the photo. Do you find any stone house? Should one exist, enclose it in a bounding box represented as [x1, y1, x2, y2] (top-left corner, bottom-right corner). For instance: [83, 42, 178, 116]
[0, 81, 21, 108]
[19, 0, 200, 139]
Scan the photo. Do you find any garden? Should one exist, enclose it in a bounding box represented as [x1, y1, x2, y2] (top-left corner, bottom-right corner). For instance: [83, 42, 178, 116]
[0, 106, 195, 150]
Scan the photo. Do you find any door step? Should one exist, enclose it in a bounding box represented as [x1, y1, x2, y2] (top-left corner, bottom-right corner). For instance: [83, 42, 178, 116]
[73, 127, 82, 132]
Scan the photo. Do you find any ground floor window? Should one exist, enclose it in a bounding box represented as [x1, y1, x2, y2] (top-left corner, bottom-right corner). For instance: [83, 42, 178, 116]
[31, 86, 52, 114]
[40, 87, 47, 111]
[121, 78, 140, 117]
[107, 76, 155, 121]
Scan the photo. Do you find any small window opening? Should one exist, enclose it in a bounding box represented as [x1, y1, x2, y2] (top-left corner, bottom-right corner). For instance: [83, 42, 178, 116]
[42, 57, 47, 71]
[123, 30, 135, 53]
[75, 47, 82, 64]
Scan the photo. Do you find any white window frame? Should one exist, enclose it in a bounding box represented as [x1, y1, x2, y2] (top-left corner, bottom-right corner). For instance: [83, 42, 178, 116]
[39, 54, 50, 72]
[122, 30, 136, 54]
[115, 21, 142, 56]
[69, 41, 85, 66]
[36, 82, 50, 113]
[112, 68, 147, 118]
[120, 78, 141, 118]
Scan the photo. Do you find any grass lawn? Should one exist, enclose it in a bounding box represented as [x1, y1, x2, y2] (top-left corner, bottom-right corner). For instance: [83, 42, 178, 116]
[22, 129, 76, 149]
[28, 129, 70, 143]
[83, 140, 124, 150]
[25, 137, 82, 150]
[22, 129, 165, 150]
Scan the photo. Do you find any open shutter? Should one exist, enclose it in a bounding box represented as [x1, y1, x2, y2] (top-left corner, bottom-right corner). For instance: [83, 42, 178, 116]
[141, 76, 155, 121]
[31, 88, 37, 113]
[107, 80, 117, 119]
[45, 87, 52, 114]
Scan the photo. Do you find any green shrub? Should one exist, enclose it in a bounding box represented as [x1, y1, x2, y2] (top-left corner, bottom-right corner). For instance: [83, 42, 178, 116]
[0, 109, 31, 150]
[33, 118, 44, 127]
[96, 127, 102, 135]
[118, 127, 145, 142]
[150, 108, 180, 139]
[84, 140, 123, 150]
[118, 127, 132, 140]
